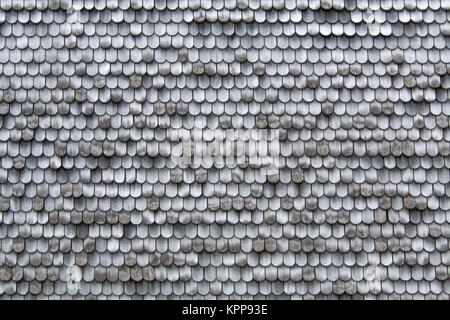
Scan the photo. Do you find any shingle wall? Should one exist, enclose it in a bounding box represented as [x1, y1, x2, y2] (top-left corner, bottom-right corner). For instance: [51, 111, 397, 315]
[0, 0, 449, 299]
